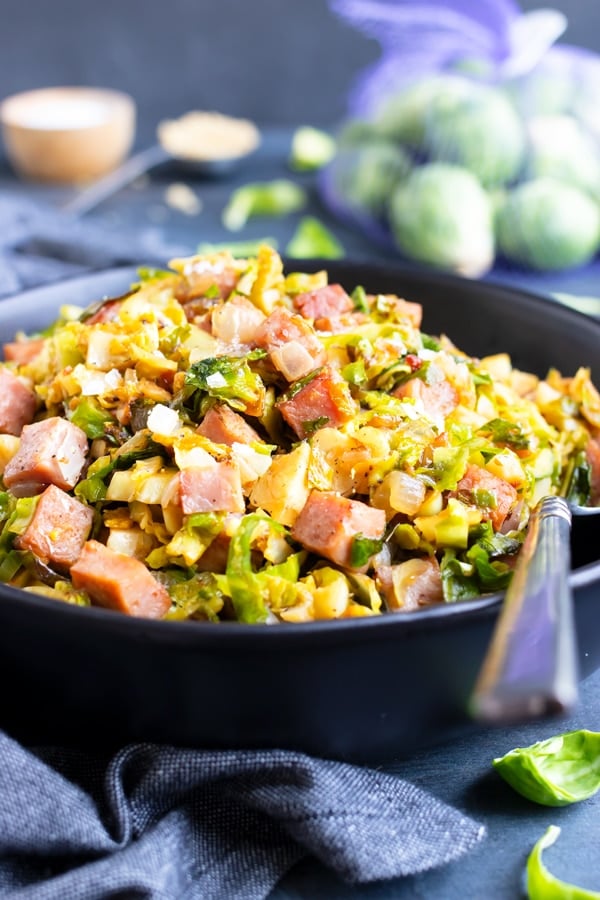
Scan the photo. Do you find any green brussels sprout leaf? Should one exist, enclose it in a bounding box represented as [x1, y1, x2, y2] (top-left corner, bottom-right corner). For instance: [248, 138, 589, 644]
[526, 825, 600, 899]
[285, 216, 345, 259]
[222, 180, 307, 231]
[289, 126, 336, 172]
[493, 729, 600, 806]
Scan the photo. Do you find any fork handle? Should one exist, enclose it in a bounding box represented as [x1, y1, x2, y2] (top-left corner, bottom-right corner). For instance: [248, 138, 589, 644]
[470, 495, 578, 724]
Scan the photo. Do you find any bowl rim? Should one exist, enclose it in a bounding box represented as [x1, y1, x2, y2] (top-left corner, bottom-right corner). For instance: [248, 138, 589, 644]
[0, 260, 599, 645]
[0, 86, 135, 130]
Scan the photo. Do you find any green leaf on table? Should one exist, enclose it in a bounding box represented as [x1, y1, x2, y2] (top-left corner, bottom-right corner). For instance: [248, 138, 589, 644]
[285, 216, 345, 259]
[493, 729, 600, 806]
[222, 180, 307, 231]
[526, 825, 600, 899]
[289, 126, 336, 172]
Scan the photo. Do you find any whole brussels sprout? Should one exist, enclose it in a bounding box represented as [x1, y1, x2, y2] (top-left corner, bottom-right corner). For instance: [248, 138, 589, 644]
[525, 115, 600, 198]
[389, 163, 494, 277]
[376, 76, 525, 187]
[335, 119, 384, 148]
[505, 68, 574, 118]
[328, 142, 412, 219]
[422, 81, 526, 187]
[496, 177, 600, 271]
[375, 75, 473, 149]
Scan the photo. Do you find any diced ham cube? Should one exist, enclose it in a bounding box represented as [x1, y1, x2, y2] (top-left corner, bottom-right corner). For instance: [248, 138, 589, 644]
[211, 295, 266, 345]
[197, 403, 262, 447]
[0, 369, 37, 436]
[3, 417, 88, 497]
[394, 376, 459, 427]
[387, 297, 423, 328]
[3, 338, 45, 366]
[174, 257, 239, 303]
[85, 298, 123, 325]
[15, 484, 93, 569]
[293, 284, 353, 321]
[71, 540, 171, 618]
[454, 464, 518, 531]
[291, 490, 385, 569]
[375, 557, 443, 612]
[313, 312, 369, 333]
[254, 307, 325, 380]
[179, 461, 245, 514]
[277, 367, 356, 439]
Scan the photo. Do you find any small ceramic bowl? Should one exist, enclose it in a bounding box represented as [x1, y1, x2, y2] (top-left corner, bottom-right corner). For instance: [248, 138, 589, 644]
[0, 86, 136, 183]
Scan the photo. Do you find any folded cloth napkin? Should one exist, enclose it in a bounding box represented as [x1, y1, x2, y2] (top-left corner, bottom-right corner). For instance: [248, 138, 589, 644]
[0, 192, 190, 298]
[0, 730, 485, 899]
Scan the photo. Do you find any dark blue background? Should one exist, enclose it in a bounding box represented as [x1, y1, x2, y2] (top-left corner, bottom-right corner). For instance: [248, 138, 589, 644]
[1, 0, 599, 142]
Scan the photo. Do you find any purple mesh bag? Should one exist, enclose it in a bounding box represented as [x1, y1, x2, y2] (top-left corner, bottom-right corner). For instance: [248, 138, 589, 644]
[321, 1, 600, 268]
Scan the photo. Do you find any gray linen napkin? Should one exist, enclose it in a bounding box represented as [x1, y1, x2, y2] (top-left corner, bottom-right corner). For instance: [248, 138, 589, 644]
[0, 192, 188, 297]
[0, 731, 485, 899]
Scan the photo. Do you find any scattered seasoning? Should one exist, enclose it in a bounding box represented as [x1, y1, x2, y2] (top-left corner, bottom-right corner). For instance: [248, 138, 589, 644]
[164, 183, 203, 216]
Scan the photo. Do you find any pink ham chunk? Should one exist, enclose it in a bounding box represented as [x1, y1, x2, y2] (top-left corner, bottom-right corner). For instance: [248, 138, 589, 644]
[71, 540, 171, 618]
[15, 484, 93, 570]
[0, 369, 37, 436]
[387, 297, 423, 329]
[454, 464, 518, 531]
[293, 284, 353, 321]
[179, 461, 244, 514]
[291, 490, 386, 569]
[197, 403, 262, 447]
[394, 376, 459, 426]
[3, 338, 45, 366]
[3, 417, 88, 497]
[175, 259, 239, 304]
[254, 307, 325, 380]
[277, 367, 356, 439]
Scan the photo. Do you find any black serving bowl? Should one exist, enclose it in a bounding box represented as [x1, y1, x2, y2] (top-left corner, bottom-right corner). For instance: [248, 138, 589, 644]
[0, 263, 598, 761]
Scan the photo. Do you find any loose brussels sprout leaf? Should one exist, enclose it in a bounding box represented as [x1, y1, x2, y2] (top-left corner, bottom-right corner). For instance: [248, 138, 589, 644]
[351, 285, 369, 313]
[289, 126, 336, 172]
[285, 216, 345, 260]
[526, 825, 600, 899]
[562, 450, 592, 507]
[184, 355, 265, 414]
[493, 730, 600, 806]
[70, 398, 114, 440]
[478, 418, 530, 450]
[224, 514, 290, 623]
[222, 180, 307, 231]
[440, 550, 480, 602]
[350, 534, 383, 568]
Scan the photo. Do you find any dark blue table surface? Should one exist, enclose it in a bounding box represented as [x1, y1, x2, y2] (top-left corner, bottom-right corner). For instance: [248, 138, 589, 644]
[1, 127, 599, 899]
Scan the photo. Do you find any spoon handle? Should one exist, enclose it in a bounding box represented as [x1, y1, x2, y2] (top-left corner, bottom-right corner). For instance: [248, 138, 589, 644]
[470, 495, 578, 725]
[62, 144, 170, 218]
